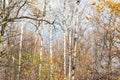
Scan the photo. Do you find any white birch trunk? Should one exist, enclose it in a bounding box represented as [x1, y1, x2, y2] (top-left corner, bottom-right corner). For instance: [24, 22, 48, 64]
[50, 25, 53, 80]
[39, 21, 44, 79]
[63, 24, 67, 79]
[72, 4, 79, 79]
[71, 19, 78, 80]
[18, 21, 23, 80]
[39, 0, 46, 77]
[63, 0, 67, 78]
[39, 35, 43, 77]
[72, 35, 77, 80]
[69, 30, 72, 80]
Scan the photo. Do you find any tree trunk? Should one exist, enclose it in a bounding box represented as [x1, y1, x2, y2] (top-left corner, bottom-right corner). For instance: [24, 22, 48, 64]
[72, 5, 79, 79]
[50, 25, 53, 80]
[68, 30, 72, 80]
[39, 21, 44, 80]
[18, 21, 23, 80]
[63, 1, 67, 79]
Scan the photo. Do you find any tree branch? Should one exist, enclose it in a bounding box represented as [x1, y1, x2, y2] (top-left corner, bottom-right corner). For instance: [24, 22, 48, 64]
[8, 16, 54, 24]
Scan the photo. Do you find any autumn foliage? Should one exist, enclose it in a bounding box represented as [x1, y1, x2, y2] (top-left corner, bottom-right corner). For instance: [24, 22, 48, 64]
[0, 0, 120, 80]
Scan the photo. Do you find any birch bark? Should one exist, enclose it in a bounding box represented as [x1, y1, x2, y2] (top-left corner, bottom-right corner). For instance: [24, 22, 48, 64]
[18, 21, 23, 80]
[50, 25, 53, 80]
[39, 21, 44, 80]
[63, 26, 67, 79]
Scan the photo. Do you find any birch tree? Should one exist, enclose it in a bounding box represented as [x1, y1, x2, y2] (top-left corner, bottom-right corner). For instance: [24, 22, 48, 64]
[63, 21, 67, 79]
[18, 20, 23, 80]
[50, 25, 53, 80]
[63, 0, 67, 79]
[68, 30, 72, 80]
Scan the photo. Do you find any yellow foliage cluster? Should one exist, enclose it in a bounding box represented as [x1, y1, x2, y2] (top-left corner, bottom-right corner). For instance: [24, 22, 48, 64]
[96, 0, 120, 16]
[92, 0, 120, 16]
[106, 0, 120, 16]
[92, 0, 105, 12]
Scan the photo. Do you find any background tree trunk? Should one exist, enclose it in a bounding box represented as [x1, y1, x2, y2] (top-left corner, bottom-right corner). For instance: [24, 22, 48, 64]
[68, 30, 72, 80]
[50, 25, 53, 80]
[18, 21, 23, 80]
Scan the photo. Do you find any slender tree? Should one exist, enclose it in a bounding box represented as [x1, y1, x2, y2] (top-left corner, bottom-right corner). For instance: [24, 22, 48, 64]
[18, 20, 23, 80]
[68, 30, 72, 80]
[63, 22, 67, 79]
[50, 25, 53, 80]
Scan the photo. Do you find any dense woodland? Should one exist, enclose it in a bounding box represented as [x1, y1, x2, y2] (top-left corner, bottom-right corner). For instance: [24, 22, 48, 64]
[0, 0, 120, 80]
